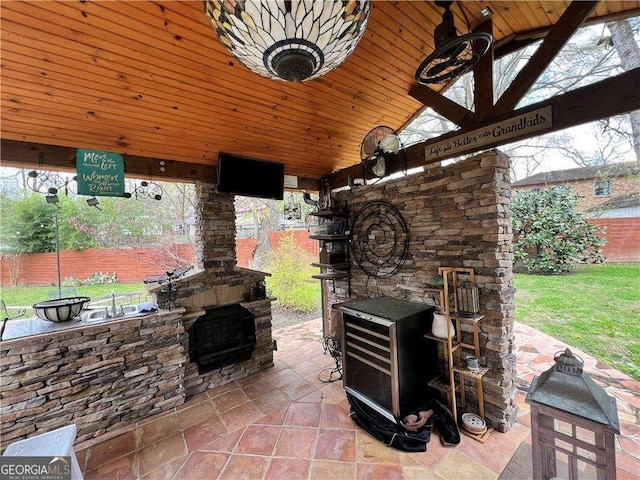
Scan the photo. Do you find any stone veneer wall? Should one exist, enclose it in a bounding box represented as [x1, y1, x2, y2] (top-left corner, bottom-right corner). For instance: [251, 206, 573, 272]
[330, 150, 517, 431]
[0, 310, 185, 451]
[154, 183, 274, 398]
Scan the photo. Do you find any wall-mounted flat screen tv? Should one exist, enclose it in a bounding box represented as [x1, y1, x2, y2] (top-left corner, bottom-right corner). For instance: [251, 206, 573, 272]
[217, 153, 285, 200]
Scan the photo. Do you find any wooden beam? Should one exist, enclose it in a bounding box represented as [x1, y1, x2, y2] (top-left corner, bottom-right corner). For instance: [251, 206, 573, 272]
[326, 68, 640, 188]
[473, 19, 494, 122]
[408, 85, 476, 127]
[0, 139, 321, 191]
[493, 7, 640, 60]
[494, 1, 599, 115]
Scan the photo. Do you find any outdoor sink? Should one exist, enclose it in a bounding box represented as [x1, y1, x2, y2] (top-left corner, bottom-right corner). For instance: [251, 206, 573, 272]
[80, 305, 154, 322]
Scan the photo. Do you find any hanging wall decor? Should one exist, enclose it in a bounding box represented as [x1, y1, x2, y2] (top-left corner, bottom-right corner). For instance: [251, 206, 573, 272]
[350, 200, 409, 278]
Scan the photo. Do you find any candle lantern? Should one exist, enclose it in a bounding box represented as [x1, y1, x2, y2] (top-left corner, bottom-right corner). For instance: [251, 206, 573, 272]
[456, 280, 480, 317]
[526, 349, 620, 480]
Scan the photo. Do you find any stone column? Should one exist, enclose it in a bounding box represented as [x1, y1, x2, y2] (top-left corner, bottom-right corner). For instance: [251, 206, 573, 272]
[195, 182, 237, 275]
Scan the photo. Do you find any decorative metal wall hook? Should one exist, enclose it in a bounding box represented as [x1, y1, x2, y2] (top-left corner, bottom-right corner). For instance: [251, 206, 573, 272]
[26, 154, 77, 196]
[124, 179, 163, 201]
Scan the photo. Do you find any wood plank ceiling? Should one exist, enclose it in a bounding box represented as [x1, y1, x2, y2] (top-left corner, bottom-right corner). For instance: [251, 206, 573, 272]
[1, 1, 638, 181]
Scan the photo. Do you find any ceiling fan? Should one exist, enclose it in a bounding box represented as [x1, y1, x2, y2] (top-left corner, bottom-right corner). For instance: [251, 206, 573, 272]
[415, 0, 493, 85]
[360, 126, 404, 183]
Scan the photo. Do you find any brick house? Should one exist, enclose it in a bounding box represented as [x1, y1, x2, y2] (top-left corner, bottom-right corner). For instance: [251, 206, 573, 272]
[512, 162, 640, 262]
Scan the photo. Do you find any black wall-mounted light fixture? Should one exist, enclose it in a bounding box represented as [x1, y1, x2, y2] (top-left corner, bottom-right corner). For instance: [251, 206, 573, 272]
[86, 197, 102, 210]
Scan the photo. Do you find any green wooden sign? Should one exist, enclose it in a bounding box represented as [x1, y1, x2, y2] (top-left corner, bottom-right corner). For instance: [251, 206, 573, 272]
[76, 149, 125, 196]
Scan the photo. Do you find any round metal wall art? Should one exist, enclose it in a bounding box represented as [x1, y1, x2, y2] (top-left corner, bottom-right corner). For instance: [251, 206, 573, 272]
[203, 0, 371, 82]
[350, 200, 409, 278]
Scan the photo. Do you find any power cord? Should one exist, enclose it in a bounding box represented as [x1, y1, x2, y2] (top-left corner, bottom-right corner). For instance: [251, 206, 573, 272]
[318, 336, 342, 383]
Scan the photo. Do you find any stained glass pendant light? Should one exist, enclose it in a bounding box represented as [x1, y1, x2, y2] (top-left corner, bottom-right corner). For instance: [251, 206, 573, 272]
[203, 0, 371, 82]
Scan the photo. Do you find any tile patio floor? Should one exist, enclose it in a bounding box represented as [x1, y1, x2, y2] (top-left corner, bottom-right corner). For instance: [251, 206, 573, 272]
[77, 318, 639, 480]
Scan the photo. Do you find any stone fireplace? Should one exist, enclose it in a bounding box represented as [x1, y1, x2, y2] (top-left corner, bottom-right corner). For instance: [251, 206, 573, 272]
[150, 183, 275, 398]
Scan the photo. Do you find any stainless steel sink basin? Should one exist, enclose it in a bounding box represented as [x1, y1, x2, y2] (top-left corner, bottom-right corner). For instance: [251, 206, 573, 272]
[80, 305, 152, 322]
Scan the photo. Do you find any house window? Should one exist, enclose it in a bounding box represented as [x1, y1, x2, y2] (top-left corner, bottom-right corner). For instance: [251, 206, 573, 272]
[594, 180, 611, 197]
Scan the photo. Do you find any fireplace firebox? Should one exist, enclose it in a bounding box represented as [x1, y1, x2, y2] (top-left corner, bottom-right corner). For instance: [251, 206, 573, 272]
[189, 304, 256, 374]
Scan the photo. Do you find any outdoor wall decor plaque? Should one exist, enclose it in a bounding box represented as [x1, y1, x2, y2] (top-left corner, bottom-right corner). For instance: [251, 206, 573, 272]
[76, 149, 125, 196]
[425, 106, 553, 161]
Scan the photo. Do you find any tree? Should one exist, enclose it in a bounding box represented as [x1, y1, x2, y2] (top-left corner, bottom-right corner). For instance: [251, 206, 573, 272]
[512, 187, 605, 274]
[1, 194, 58, 253]
[265, 232, 319, 312]
[606, 19, 640, 161]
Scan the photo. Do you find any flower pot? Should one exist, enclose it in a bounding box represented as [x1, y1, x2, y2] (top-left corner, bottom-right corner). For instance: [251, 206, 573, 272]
[431, 312, 455, 339]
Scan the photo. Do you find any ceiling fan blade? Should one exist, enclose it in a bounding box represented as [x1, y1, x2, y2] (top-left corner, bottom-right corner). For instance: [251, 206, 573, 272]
[372, 157, 386, 178]
[379, 134, 400, 154]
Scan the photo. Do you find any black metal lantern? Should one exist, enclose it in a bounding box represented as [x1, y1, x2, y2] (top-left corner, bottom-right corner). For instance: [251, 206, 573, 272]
[456, 279, 480, 317]
[526, 349, 620, 480]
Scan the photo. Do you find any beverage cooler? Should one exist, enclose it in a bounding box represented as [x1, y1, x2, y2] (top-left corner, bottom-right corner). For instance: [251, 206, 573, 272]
[340, 297, 437, 422]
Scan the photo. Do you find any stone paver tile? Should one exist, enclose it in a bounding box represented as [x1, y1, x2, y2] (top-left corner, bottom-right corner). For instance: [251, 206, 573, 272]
[265, 458, 311, 480]
[280, 377, 317, 401]
[263, 368, 301, 389]
[319, 402, 354, 429]
[211, 388, 250, 414]
[357, 463, 404, 480]
[252, 389, 291, 415]
[207, 382, 237, 399]
[241, 377, 275, 399]
[434, 450, 499, 480]
[177, 391, 209, 410]
[84, 452, 138, 480]
[274, 426, 318, 458]
[183, 416, 228, 451]
[219, 401, 264, 433]
[285, 402, 321, 427]
[457, 434, 516, 473]
[199, 428, 244, 453]
[137, 432, 187, 477]
[255, 406, 289, 425]
[218, 454, 270, 480]
[403, 465, 443, 480]
[314, 428, 356, 462]
[86, 430, 136, 471]
[355, 429, 402, 465]
[136, 413, 181, 448]
[140, 454, 188, 480]
[173, 451, 229, 480]
[310, 459, 357, 480]
[234, 425, 281, 456]
[176, 400, 217, 429]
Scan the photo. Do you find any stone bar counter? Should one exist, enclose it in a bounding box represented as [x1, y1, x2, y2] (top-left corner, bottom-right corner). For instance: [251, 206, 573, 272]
[0, 308, 187, 451]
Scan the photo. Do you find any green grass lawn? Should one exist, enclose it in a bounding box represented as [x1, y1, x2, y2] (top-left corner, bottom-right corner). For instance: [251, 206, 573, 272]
[514, 263, 640, 380]
[1, 283, 148, 309]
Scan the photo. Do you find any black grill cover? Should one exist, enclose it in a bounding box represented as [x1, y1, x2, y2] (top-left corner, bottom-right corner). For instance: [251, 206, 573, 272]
[347, 393, 460, 452]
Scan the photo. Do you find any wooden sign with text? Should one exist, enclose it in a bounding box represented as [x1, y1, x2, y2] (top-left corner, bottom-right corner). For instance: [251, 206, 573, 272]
[425, 106, 552, 161]
[76, 149, 125, 196]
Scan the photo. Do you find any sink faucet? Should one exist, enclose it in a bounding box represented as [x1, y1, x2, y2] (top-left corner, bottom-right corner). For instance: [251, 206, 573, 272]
[111, 292, 117, 318]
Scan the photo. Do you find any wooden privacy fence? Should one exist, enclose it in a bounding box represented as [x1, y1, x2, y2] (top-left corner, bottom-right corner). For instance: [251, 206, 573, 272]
[0, 231, 319, 287]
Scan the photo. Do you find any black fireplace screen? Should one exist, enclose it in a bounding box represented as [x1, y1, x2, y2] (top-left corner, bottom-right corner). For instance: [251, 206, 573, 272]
[189, 304, 256, 374]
